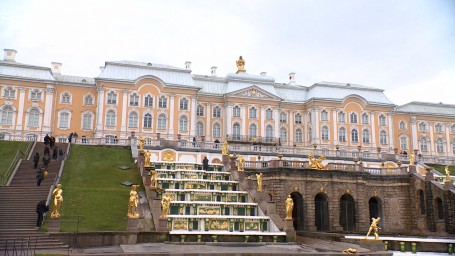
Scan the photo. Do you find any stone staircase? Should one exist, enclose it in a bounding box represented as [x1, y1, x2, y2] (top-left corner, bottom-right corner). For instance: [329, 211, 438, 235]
[0, 142, 69, 251]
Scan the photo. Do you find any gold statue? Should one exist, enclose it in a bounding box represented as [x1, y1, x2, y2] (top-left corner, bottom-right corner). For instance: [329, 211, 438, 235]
[342, 248, 358, 254]
[150, 170, 158, 188]
[236, 56, 246, 73]
[161, 193, 172, 218]
[144, 150, 151, 167]
[256, 173, 263, 192]
[127, 185, 140, 218]
[222, 140, 229, 155]
[445, 166, 451, 182]
[365, 217, 381, 239]
[409, 152, 415, 166]
[51, 184, 63, 218]
[237, 155, 245, 172]
[308, 153, 326, 170]
[285, 195, 294, 220]
[163, 150, 175, 162]
[138, 135, 145, 151]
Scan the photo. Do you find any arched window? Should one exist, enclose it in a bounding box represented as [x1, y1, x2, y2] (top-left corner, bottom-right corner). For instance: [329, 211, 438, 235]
[179, 115, 188, 132]
[232, 122, 240, 140]
[350, 112, 357, 124]
[436, 138, 445, 153]
[158, 114, 167, 130]
[361, 113, 369, 124]
[106, 110, 116, 127]
[61, 92, 71, 103]
[84, 94, 93, 105]
[338, 127, 346, 142]
[212, 123, 221, 138]
[420, 137, 428, 152]
[351, 129, 359, 142]
[179, 98, 188, 110]
[295, 113, 302, 124]
[28, 108, 40, 127]
[196, 122, 204, 136]
[144, 95, 153, 107]
[321, 126, 329, 140]
[249, 107, 257, 118]
[143, 113, 152, 128]
[213, 106, 221, 118]
[295, 128, 303, 143]
[266, 108, 273, 120]
[130, 93, 139, 106]
[378, 114, 386, 126]
[128, 112, 138, 128]
[320, 110, 328, 121]
[338, 111, 345, 123]
[399, 121, 406, 130]
[400, 135, 408, 150]
[380, 131, 387, 145]
[280, 127, 287, 142]
[1, 106, 13, 125]
[59, 111, 70, 128]
[435, 123, 443, 133]
[82, 113, 92, 130]
[280, 112, 287, 123]
[266, 125, 274, 142]
[249, 123, 257, 137]
[362, 129, 370, 143]
[196, 105, 204, 116]
[233, 106, 240, 117]
[158, 96, 167, 108]
[107, 91, 117, 104]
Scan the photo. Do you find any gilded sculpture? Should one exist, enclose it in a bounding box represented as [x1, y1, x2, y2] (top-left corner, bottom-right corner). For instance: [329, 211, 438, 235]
[138, 135, 145, 151]
[285, 195, 294, 220]
[256, 173, 263, 192]
[308, 153, 326, 170]
[445, 166, 451, 182]
[51, 184, 63, 218]
[237, 155, 245, 172]
[222, 140, 229, 155]
[409, 152, 415, 166]
[365, 217, 381, 239]
[144, 150, 151, 167]
[150, 170, 158, 188]
[127, 185, 140, 218]
[162, 150, 175, 162]
[236, 56, 246, 73]
[161, 193, 172, 218]
[342, 248, 358, 254]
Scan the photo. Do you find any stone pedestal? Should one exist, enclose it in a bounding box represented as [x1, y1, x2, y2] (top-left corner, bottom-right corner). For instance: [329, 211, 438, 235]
[222, 155, 230, 167]
[425, 171, 434, 181]
[358, 239, 385, 251]
[267, 201, 277, 214]
[230, 159, 237, 172]
[127, 217, 139, 232]
[444, 181, 454, 189]
[48, 218, 61, 232]
[246, 178, 254, 190]
[283, 219, 296, 242]
[408, 165, 416, 173]
[238, 171, 245, 181]
[158, 217, 168, 232]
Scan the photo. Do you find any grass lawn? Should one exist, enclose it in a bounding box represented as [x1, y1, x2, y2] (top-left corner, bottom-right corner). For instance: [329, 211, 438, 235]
[52, 145, 143, 232]
[0, 140, 30, 177]
[428, 164, 453, 175]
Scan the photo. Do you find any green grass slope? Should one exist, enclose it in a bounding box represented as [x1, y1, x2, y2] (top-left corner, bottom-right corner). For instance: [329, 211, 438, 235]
[0, 141, 30, 177]
[57, 145, 142, 232]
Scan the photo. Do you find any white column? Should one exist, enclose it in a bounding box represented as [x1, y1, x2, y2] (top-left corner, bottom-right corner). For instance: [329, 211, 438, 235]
[226, 104, 232, 136]
[169, 94, 175, 135]
[121, 90, 128, 135]
[410, 116, 418, 151]
[95, 87, 105, 137]
[260, 107, 265, 138]
[289, 111, 294, 146]
[205, 104, 211, 141]
[332, 109, 338, 145]
[370, 112, 376, 148]
[43, 87, 54, 133]
[388, 114, 394, 149]
[429, 122, 435, 155]
[241, 105, 246, 136]
[303, 111, 308, 146]
[274, 109, 280, 138]
[190, 97, 197, 136]
[312, 108, 318, 143]
[15, 87, 26, 132]
[446, 123, 452, 156]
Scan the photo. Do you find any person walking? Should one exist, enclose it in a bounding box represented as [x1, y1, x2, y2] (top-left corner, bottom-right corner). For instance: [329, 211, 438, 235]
[58, 148, 64, 161]
[36, 167, 45, 186]
[43, 154, 50, 168]
[33, 152, 40, 169]
[52, 146, 58, 160]
[36, 200, 49, 227]
[202, 156, 209, 171]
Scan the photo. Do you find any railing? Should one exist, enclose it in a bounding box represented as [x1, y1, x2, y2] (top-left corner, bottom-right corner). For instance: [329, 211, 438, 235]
[1, 236, 36, 256]
[0, 150, 25, 186]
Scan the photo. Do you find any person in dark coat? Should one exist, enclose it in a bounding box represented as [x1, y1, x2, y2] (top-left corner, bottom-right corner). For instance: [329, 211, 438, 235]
[58, 148, 64, 161]
[192, 137, 197, 147]
[36, 167, 45, 186]
[36, 200, 49, 227]
[52, 146, 58, 160]
[43, 154, 50, 168]
[33, 152, 40, 169]
[68, 133, 73, 143]
[44, 134, 50, 145]
[202, 157, 209, 171]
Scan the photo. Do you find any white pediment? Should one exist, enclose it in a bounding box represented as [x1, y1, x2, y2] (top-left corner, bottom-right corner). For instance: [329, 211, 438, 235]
[227, 85, 281, 101]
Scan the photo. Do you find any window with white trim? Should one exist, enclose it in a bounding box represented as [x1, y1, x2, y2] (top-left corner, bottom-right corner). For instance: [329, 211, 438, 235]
[59, 111, 69, 128]
[213, 106, 221, 118]
[361, 113, 369, 124]
[1, 106, 14, 125]
[128, 112, 138, 128]
[295, 113, 302, 124]
[179, 115, 188, 132]
[84, 95, 93, 105]
[435, 123, 443, 133]
[144, 95, 153, 107]
[351, 129, 359, 142]
[143, 113, 152, 128]
[266, 125, 273, 142]
[379, 114, 386, 126]
[158, 96, 167, 108]
[28, 108, 40, 127]
[338, 127, 346, 142]
[320, 110, 328, 121]
[106, 110, 116, 127]
[249, 107, 257, 118]
[338, 111, 345, 123]
[3, 87, 15, 98]
[321, 126, 329, 140]
[419, 122, 427, 132]
[266, 109, 273, 120]
[130, 93, 139, 106]
[196, 105, 204, 116]
[212, 123, 221, 138]
[295, 128, 303, 143]
[249, 124, 257, 137]
[30, 90, 41, 101]
[280, 127, 287, 142]
[380, 130, 387, 145]
[196, 122, 204, 136]
[280, 112, 287, 123]
[399, 121, 406, 130]
[420, 137, 428, 152]
[436, 138, 445, 153]
[362, 129, 370, 143]
[107, 91, 117, 104]
[350, 112, 358, 124]
[179, 98, 188, 110]
[400, 136, 408, 150]
[83, 113, 92, 130]
[158, 114, 167, 130]
[233, 106, 240, 117]
[232, 123, 240, 140]
[61, 92, 71, 103]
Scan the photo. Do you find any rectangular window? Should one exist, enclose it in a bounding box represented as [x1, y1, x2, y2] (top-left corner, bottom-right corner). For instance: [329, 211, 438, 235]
[59, 113, 69, 128]
[83, 114, 91, 130]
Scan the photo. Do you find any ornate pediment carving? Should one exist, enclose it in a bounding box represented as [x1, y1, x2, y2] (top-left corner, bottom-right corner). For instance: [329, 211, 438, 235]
[228, 86, 281, 101]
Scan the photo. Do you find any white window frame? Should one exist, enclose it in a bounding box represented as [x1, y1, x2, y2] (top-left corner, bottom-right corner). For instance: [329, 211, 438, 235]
[128, 112, 138, 128]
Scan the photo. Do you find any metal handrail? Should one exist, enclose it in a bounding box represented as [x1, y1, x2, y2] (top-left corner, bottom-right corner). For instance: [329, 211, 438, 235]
[0, 150, 24, 186]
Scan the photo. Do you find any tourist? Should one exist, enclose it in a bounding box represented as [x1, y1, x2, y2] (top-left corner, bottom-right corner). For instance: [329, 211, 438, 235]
[35, 200, 49, 227]
[52, 146, 58, 160]
[68, 133, 73, 143]
[36, 167, 45, 186]
[202, 156, 209, 171]
[192, 137, 197, 147]
[214, 139, 220, 149]
[58, 148, 64, 161]
[44, 134, 50, 145]
[73, 132, 78, 143]
[50, 136, 55, 149]
[33, 152, 40, 169]
[43, 153, 50, 168]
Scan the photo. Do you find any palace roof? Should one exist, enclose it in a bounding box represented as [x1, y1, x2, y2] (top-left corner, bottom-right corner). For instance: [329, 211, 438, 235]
[0, 60, 55, 81]
[396, 102, 455, 117]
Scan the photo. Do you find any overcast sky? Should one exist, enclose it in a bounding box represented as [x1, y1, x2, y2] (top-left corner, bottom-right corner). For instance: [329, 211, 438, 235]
[1, 0, 454, 106]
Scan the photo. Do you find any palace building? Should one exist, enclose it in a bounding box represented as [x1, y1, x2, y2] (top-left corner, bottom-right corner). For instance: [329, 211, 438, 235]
[1, 49, 454, 157]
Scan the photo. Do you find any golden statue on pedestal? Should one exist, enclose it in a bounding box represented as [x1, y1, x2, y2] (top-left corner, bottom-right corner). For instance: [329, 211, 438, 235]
[236, 56, 246, 73]
[150, 170, 158, 188]
[51, 184, 63, 218]
[144, 150, 151, 167]
[256, 173, 263, 191]
[285, 195, 294, 220]
[365, 217, 381, 239]
[409, 152, 415, 166]
[138, 135, 145, 151]
[308, 153, 326, 170]
[237, 155, 245, 172]
[161, 193, 172, 218]
[222, 140, 229, 155]
[445, 166, 451, 182]
[127, 185, 140, 218]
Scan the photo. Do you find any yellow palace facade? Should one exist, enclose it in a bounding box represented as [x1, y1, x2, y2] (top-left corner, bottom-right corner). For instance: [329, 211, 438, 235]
[1, 49, 455, 157]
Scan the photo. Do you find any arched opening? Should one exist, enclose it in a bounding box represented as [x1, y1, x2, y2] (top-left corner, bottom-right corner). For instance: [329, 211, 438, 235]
[340, 194, 356, 231]
[315, 193, 329, 231]
[368, 197, 382, 225]
[418, 190, 425, 215]
[435, 197, 444, 220]
[290, 192, 305, 230]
